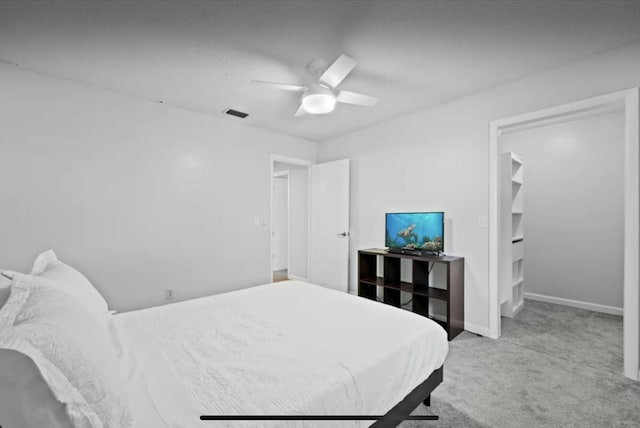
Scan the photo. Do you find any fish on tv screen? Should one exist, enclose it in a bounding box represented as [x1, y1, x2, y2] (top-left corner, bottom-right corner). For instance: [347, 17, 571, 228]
[385, 212, 444, 252]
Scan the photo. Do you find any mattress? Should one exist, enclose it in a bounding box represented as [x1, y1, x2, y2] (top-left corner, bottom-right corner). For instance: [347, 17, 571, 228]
[111, 280, 449, 427]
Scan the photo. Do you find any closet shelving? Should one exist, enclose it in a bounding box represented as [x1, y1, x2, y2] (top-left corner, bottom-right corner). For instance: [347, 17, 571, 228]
[500, 152, 524, 317]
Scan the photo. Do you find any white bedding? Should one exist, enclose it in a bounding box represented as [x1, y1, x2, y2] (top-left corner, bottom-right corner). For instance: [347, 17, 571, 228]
[111, 280, 448, 427]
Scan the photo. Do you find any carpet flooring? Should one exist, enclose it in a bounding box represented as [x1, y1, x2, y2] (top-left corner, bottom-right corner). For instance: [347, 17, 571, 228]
[403, 299, 640, 427]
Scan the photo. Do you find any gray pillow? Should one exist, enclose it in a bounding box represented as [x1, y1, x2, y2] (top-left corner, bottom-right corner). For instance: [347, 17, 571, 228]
[0, 286, 9, 309]
[0, 271, 13, 309]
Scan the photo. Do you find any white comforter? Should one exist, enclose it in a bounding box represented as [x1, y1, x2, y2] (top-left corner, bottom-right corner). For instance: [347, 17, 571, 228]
[111, 281, 448, 427]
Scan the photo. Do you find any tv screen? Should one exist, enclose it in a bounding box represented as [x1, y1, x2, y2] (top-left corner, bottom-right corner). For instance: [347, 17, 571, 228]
[385, 212, 444, 252]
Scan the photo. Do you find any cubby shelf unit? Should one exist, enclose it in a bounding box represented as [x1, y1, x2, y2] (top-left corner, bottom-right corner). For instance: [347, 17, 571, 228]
[500, 152, 525, 317]
[358, 248, 464, 340]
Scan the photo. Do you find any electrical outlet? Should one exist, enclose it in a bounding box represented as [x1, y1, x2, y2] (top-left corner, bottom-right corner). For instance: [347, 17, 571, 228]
[165, 289, 174, 300]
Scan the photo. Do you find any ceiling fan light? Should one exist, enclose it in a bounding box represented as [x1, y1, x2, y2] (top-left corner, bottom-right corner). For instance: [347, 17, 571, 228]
[302, 92, 336, 114]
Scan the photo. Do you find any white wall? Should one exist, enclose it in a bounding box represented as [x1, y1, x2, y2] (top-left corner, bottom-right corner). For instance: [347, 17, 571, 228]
[272, 176, 288, 271]
[501, 112, 625, 310]
[0, 64, 316, 311]
[317, 41, 640, 335]
[273, 162, 309, 279]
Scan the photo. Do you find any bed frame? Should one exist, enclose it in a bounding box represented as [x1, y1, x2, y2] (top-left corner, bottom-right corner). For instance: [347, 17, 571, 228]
[371, 365, 443, 427]
[199, 366, 444, 426]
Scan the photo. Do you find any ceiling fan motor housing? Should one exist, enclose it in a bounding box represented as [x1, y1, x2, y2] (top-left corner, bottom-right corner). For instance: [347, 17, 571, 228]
[302, 84, 336, 114]
[307, 58, 330, 78]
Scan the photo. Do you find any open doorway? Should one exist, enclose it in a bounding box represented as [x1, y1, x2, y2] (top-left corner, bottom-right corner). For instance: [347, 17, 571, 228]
[498, 108, 625, 373]
[489, 88, 639, 381]
[270, 155, 312, 283]
[272, 170, 289, 282]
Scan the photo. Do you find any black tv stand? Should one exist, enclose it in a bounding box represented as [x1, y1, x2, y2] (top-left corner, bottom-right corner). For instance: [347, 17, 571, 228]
[358, 248, 464, 340]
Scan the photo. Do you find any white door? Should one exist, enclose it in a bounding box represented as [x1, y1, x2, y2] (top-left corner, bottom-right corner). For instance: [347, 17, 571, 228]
[272, 176, 288, 271]
[309, 159, 350, 292]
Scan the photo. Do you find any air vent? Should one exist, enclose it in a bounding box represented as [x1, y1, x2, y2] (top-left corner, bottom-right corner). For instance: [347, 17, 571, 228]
[224, 108, 249, 119]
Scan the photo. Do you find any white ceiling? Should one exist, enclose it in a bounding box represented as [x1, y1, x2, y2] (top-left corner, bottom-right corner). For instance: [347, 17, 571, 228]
[1, 1, 640, 142]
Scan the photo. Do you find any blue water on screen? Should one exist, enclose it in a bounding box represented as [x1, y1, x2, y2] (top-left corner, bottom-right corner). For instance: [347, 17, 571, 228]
[385, 212, 444, 251]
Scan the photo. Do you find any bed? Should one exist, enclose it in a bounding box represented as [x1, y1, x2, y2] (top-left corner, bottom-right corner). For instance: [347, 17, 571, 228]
[0, 251, 448, 428]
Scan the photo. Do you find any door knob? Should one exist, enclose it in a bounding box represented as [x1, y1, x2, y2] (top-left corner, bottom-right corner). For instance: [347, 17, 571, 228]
[337, 232, 349, 237]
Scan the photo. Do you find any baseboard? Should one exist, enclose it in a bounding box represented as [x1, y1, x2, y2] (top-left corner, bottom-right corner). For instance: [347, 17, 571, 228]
[348, 289, 358, 296]
[287, 274, 308, 282]
[524, 292, 623, 316]
[463, 321, 490, 337]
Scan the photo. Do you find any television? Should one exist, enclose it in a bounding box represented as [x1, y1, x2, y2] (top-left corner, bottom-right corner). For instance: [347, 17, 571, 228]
[385, 212, 444, 254]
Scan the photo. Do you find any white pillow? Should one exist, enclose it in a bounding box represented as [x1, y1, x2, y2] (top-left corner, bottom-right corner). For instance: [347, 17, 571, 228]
[30, 250, 109, 317]
[30, 250, 59, 276]
[0, 273, 132, 428]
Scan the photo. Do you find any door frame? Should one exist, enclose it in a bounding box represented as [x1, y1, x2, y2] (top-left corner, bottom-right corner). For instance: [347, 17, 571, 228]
[488, 88, 639, 380]
[272, 169, 290, 274]
[270, 154, 313, 281]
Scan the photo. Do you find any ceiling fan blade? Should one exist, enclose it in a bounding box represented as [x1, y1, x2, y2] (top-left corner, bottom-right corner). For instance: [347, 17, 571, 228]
[336, 90, 379, 107]
[319, 54, 357, 88]
[294, 104, 308, 116]
[250, 80, 307, 92]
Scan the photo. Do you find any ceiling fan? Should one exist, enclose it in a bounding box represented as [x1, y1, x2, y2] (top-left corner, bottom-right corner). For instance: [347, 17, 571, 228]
[251, 54, 379, 116]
